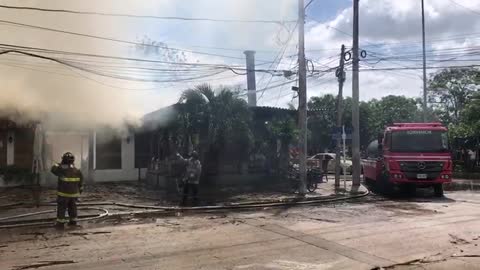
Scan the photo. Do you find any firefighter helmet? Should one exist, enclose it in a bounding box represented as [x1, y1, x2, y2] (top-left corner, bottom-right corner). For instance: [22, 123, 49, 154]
[190, 151, 199, 160]
[61, 152, 75, 165]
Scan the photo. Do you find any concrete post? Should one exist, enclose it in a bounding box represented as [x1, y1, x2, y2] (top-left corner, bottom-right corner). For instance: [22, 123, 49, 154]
[244, 50, 257, 107]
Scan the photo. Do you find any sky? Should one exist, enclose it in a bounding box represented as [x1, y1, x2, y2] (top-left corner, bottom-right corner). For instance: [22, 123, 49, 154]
[0, 0, 479, 128]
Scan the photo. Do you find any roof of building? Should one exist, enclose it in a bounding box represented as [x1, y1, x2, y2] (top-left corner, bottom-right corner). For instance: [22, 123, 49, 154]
[0, 118, 38, 130]
[142, 104, 327, 127]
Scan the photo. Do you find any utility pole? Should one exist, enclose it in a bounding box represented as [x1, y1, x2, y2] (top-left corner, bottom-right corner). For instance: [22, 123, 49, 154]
[421, 0, 428, 122]
[244, 50, 257, 107]
[335, 44, 346, 189]
[298, 0, 307, 194]
[351, 0, 361, 187]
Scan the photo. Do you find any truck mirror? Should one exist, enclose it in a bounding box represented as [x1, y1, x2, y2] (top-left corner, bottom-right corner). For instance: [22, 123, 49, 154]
[377, 140, 383, 156]
[377, 132, 384, 157]
[377, 132, 384, 143]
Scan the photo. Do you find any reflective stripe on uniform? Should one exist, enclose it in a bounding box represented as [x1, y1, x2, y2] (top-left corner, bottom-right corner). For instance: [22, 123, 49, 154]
[57, 191, 80, 198]
[59, 177, 81, 182]
[56, 218, 67, 223]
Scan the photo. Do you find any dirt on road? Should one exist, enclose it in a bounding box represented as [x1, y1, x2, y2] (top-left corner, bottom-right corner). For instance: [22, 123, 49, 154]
[1, 190, 480, 269]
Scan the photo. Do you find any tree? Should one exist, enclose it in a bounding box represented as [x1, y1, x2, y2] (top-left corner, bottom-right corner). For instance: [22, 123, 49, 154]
[449, 91, 480, 138]
[462, 91, 480, 132]
[307, 95, 373, 153]
[178, 84, 253, 173]
[366, 95, 421, 133]
[267, 117, 299, 171]
[307, 94, 337, 154]
[428, 68, 480, 124]
[342, 97, 373, 147]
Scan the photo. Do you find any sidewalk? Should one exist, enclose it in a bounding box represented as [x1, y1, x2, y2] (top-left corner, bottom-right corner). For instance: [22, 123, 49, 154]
[215, 179, 368, 206]
[445, 178, 480, 191]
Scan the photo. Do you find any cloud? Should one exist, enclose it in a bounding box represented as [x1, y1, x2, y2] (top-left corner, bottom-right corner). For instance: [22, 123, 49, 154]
[301, 0, 480, 105]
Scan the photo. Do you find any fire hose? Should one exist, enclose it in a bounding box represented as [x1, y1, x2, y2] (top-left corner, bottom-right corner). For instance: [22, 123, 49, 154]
[0, 188, 370, 229]
[0, 207, 109, 229]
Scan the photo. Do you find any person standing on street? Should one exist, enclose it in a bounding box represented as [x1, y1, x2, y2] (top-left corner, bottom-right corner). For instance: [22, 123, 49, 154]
[468, 149, 476, 171]
[51, 152, 84, 229]
[177, 151, 202, 206]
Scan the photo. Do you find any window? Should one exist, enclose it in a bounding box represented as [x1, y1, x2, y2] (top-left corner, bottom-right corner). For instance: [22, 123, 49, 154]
[135, 131, 151, 168]
[0, 131, 7, 167]
[14, 128, 34, 169]
[96, 133, 122, 170]
[391, 130, 449, 153]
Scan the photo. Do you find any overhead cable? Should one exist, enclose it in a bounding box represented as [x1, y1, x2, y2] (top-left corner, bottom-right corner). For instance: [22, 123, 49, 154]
[0, 4, 296, 24]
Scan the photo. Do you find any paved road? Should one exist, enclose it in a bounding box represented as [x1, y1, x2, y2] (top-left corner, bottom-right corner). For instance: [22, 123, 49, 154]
[1, 191, 480, 270]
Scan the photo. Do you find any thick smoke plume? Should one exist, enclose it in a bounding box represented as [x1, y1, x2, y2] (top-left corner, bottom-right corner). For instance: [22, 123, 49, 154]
[0, 0, 173, 132]
[0, 0, 296, 131]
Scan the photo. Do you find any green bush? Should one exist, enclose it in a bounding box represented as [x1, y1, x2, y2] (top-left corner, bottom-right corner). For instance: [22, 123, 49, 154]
[0, 165, 33, 184]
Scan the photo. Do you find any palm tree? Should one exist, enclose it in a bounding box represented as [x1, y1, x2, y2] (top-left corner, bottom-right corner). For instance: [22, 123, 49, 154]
[179, 84, 253, 174]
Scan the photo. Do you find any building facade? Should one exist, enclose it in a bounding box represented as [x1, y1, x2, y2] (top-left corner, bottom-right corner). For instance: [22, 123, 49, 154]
[0, 118, 143, 187]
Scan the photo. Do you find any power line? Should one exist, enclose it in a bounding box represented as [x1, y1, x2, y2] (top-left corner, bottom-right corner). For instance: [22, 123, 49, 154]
[0, 58, 242, 90]
[360, 33, 480, 49]
[237, 79, 297, 97]
[0, 19, 275, 62]
[0, 4, 296, 24]
[305, 0, 316, 10]
[0, 44, 287, 74]
[0, 47, 294, 88]
[59, 65, 165, 91]
[0, 50, 231, 73]
[365, 46, 480, 60]
[308, 16, 480, 50]
[359, 62, 422, 81]
[364, 49, 438, 78]
[0, 62, 79, 78]
[258, 22, 299, 101]
[0, 42, 344, 82]
[0, 18, 321, 58]
[359, 64, 480, 72]
[273, 56, 298, 106]
[448, 0, 480, 16]
[364, 48, 480, 69]
[0, 49, 232, 83]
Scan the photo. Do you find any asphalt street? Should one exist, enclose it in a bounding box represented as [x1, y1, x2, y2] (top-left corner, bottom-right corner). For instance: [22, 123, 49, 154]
[1, 190, 480, 270]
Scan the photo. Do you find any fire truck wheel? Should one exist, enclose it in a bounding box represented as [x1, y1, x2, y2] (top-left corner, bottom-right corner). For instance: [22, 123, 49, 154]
[434, 184, 444, 197]
[363, 176, 373, 188]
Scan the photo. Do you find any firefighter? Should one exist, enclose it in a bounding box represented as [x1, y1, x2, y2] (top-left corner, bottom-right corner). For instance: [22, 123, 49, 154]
[177, 151, 202, 206]
[51, 152, 84, 229]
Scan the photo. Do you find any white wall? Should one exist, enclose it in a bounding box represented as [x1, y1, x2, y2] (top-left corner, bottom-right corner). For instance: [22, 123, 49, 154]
[42, 132, 90, 187]
[0, 130, 147, 187]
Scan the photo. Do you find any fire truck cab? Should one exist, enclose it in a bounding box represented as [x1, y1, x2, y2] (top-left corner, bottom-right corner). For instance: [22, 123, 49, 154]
[362, 123, 452, 196]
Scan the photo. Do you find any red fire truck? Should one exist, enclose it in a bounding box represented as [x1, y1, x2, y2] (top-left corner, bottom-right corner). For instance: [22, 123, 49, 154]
[362, 123, 452, 196]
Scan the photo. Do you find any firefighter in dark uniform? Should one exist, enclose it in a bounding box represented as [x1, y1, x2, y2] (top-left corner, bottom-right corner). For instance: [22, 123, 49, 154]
[51, 152, 84, 229]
